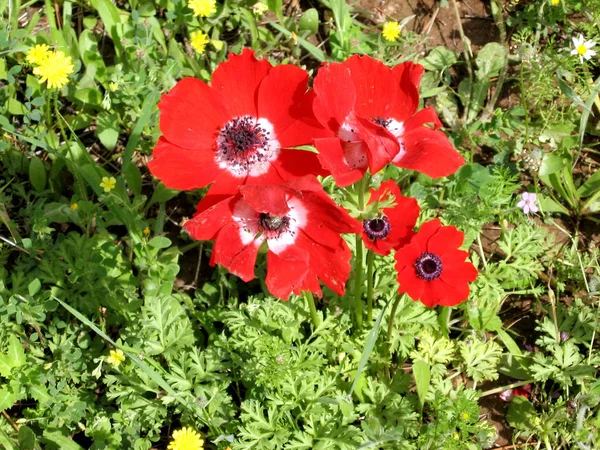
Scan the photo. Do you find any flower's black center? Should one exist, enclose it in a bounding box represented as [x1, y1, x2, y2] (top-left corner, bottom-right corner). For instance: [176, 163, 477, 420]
[217, 116, 270, 170]
[363, 215, 391, 240]
[414, 252, 443, 281]
[258, 213, 290, 237]
[372, 116, 391, 128]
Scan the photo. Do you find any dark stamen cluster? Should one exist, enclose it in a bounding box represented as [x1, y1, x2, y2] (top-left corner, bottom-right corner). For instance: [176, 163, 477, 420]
[258, 213, 291, 238]
[414, 252, 443, 281]
[372, 116, 391, 128]
[363, 215, 391, 240]
[218, 116, 270, 170]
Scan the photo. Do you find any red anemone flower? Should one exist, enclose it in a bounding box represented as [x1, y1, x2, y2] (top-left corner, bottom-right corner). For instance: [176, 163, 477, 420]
[149, 49, 328, 210]
[394, 219, 477, 307]
[312, 55, 464, 187]
[184, 176, 361, 300]
[361, 180, 420, 256]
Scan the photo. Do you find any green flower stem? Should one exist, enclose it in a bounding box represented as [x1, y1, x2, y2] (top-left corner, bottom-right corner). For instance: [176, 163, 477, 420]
[366, 250, 375, 322]
[353, 235, 364, 328]
[304, 291, 321, 329]
[386, 293, 403, 347]
[353, 176, 367, 328]
[479, 379, 536, 397]
[53, 90, 68, 145]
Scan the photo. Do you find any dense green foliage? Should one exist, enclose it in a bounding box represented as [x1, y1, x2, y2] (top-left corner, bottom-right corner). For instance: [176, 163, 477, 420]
[1, 0, 600, 448]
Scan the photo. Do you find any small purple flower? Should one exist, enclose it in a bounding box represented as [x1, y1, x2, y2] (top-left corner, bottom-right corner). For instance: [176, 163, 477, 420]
[524, 344, 534, 352]
[499, 389, 514, 402]
[517, 192, 538, 214]
[560, 331, 569, 341]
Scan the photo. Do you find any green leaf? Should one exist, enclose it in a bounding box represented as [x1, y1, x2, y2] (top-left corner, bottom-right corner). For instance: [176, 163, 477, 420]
[148, 182, 179, 205]
[267, 20, 326, 62]
[475, 42, 506, 80]
[29, 156, 47, 192]
[506, 396, 537, 431]
[579, 75, 600, 151]
[78, 30, 107, 83]
[299, 8, 319, 35]
[578, 170, 600, 198]
[555, 70, 586, 109]
[52, 296, 196, 414]
[413, 359, 430, 411]
[539, 152, 569, 176]
[0, 387, 21, 410]
[122, 90, 158, 170]
[96, 112, 119, 150]
[148, 236, 172, 249]
[28, 278, 42, 296]
[348, 300, 390, 397]
[74, 87, 103, 105]
[123, 163, 142, 197]
[7, 98, 28, 115]
[0, 335, 25, 376]
[18, 426, 37, 450]
[41, 429, 84, 450]
[8, 335, 26, 367]
[421, 46, 458, 71]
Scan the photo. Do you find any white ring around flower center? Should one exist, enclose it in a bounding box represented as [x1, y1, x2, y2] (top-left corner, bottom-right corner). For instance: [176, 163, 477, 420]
[215, 117, 280, 179]
[231, 196, 307, 253]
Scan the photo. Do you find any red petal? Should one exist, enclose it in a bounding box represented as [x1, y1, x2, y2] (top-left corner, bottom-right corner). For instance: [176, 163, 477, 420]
[240, 183, 290, 215]
[212, 222, 261, 282]
[314, 137, 365, 187]
[300, 190, 362, 237]
[435, 279, 471, 307]
[355, 116, 400, 174]
[394, 242, 422, 272]
[396, 127, 464, 178]
[195, 172, 244, 213]
[148, 137, 220, 190]
[412, 219, 442, 250]
[266, 247, 311, 299]
[274, 148, 329, 180]
[342, 55, 398, 119]
[368, 179, 401, 204]
[211, 48, 271, 117]
[158, 78, 229, 150]
[440, 258, 478, 286]
[390, 61, 423, 122]
[296, 230, 352, 296]
[312, 62, 356, 130]
[258, 65, 329, 149]
[427, 225, 464, 255]
[404, 107, 442, 130]
[362, 233, 392, 256]
[184, 197, 234, 241]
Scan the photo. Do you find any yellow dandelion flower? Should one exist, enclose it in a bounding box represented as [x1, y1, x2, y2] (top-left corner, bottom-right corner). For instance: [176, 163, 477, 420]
[550, 0, 560, 4]
[33, 50, 74, 89]
[70, 203, 79, 211]
[382, 21, 401, 42]
[100, 176, 117, 192]
[106, 349, 125, 367]
[460, 412, 469, 420]
[143, 226, 151, 236]
[252, 1, 268, 15]
[190, 31, 210, 54]
[108, 82, 119, 92]
[26, 44, 51, 66]
[188, 0, 216, 17]
[167, 426, 204, 450]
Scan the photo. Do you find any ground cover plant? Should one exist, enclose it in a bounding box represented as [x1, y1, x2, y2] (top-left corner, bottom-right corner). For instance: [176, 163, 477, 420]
[1, 0, 600, 448]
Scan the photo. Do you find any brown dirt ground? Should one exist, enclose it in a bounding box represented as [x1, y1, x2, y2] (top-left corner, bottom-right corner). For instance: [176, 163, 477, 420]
[353, 0, 498, 52]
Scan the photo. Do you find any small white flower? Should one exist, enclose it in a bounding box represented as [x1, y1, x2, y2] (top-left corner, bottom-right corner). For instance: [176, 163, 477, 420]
[517, 192, 538, 215]
[570, 34, 597, 63]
